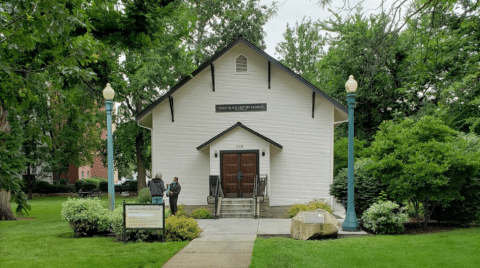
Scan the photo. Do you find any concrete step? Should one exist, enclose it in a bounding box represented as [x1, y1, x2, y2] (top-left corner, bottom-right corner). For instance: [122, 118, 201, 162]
[219, 198, 255, 218]
[221, 204, 254, 210]
[221, 199, 254, 205]
[220, 208, 253, 214]
[220, 213, 254, 218]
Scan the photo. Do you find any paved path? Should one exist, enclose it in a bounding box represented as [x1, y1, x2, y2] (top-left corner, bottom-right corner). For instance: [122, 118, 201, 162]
[162, 218, 290, 268]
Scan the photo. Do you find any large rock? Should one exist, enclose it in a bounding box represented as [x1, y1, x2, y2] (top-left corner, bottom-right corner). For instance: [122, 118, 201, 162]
[290, 209, 339, 240]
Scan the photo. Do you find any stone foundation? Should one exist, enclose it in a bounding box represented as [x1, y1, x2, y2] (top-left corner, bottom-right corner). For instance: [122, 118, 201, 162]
[182, 204, 216, 216]
[258, 197, 290, 219]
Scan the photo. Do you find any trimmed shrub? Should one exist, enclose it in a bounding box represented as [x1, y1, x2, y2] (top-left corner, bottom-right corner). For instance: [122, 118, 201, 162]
[330, 158, 384, 217]
[126, 180, 138, 193]
[286, 199, 333, 218]
[33, 181, 51, 193]
[99, 181, 108, 192]
[361, 201, 408, 235]
[61, 198, 111, 237]
[136, 188, 152, 203]
[165, 215, 201, 242]
[74, 180, 97, 191]
[59, 178, 68, 185]
[190, 207, 212, 219]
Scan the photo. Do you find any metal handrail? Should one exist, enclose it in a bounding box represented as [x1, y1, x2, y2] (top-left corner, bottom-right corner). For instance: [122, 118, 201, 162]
[254, 175, 267, 218]
[214, 176, 221, 219]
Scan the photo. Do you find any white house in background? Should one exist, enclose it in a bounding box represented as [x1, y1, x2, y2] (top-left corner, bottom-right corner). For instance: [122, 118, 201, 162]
[136, 36, 348, 209]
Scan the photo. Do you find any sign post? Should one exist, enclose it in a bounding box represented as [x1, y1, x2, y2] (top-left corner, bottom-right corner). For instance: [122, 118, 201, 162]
[123, 200, 165, 243]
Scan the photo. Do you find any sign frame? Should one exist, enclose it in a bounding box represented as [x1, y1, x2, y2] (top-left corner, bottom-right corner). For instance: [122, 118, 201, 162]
[215, 103, 267, 113]
[122, 200, 165, 243]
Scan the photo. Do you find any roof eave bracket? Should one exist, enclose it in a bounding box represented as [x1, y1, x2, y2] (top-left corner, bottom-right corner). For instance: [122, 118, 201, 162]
[168, 96, 174, 122]
[211, 63, 215, 92]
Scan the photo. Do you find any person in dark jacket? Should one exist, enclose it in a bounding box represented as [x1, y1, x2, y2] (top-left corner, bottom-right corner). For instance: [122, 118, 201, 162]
[148, 172, 165, 204]
[168, 177, 181, 215]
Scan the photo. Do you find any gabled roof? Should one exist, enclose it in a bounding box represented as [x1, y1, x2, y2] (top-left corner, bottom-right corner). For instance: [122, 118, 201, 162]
[136, 36, 347, 123]
[196, 122, 283, 150]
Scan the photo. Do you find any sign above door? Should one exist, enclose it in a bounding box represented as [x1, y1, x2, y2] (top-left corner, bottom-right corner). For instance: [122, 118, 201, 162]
[216, 103, 267, 113]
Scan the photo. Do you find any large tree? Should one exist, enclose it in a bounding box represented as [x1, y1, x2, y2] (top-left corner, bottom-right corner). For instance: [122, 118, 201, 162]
[1, 0, 103, 219]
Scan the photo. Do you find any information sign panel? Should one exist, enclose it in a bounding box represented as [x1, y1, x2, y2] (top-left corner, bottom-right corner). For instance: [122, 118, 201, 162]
[125, 205, 164, 229]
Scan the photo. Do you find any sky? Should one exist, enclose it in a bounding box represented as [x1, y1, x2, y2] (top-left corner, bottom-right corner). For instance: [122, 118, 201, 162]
[258, 0, 396, 59]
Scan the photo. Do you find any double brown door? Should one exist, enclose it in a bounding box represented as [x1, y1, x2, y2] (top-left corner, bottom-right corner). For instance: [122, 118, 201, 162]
[222, 151, 257, 198]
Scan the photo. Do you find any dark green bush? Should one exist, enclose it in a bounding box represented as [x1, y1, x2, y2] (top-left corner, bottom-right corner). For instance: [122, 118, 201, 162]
[330, 158, 384, 217]
[59, 178, 68, 185]
[33, 181, 51, 193]
[126, 180, 137, 193]
[99, 181, 108, 192]
[75, 180, 98, 191]
[190, 207, 212, 219]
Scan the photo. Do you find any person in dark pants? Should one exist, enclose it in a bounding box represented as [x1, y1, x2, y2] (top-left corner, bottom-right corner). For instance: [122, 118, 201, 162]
[168, 177, 181, 215]
[148, 172, 165, 204]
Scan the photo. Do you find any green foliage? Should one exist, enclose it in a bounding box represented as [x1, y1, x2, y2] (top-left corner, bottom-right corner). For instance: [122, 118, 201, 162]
[136, 188, 152, 204]
[189, 207, 212, 219]
[361, 201, 408, 235]
[286, 199, 332, 218]
[333, 137, 369, 176]
[74, 180, 97, 192]
[175, 204, 188, 217]
[165, 215, 201, 242]
[61, 198, 111, 237]
[32, 181, 51, 193]
[99, 181, 108, 192]
[404, 201, 425, 219]
[32, 181, 72, 194]
[369, 116, 480, 225]
[430, 133, 480, 226]
[276, 18, 326, 85]
[330, 159, 383, 217]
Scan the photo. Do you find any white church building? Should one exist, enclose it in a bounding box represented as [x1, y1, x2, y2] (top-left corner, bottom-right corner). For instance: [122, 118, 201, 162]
[136, 37, 348, 216]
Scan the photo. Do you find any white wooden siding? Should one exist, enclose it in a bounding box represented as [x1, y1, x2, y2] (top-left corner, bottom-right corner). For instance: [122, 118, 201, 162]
[152, 43, 334, 206]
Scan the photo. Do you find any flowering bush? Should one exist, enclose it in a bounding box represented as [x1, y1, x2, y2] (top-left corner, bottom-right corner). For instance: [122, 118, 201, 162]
[361, 201, 408, 234]
[61, 198, 111, 237]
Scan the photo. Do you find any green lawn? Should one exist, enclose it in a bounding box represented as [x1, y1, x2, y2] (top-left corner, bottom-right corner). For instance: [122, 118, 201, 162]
[0, 196, 188, 268]
[251, 228, 480, 268]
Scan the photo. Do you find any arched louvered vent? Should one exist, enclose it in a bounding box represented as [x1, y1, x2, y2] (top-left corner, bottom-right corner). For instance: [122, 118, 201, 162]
[235, 55, 248, 73]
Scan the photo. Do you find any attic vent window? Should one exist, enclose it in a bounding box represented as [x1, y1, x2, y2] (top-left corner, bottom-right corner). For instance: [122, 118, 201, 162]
[235, 55, 248, 74]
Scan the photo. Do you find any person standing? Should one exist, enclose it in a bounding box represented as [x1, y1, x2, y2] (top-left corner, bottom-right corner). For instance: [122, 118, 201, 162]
[148, 172, 165, 204]
[168, 177, 181, 215]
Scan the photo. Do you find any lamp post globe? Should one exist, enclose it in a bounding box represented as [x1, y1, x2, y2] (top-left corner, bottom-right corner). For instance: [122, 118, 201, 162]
[343, 75, 360, 231]
[104, 83, 115, 211]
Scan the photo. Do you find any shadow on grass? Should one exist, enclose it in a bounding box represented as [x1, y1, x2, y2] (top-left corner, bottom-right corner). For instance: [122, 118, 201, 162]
[57, 232, 75, 239]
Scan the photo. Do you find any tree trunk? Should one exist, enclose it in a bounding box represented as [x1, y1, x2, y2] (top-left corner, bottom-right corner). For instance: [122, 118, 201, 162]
[0, 189, 16, 220]
[136, 132, 146, 190]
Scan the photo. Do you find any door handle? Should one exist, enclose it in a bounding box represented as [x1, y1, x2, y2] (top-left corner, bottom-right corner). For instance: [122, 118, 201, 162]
[237, 171, 243, 181]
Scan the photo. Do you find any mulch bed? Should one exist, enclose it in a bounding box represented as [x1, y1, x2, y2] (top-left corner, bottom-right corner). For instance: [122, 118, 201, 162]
[360, 220, 476, 235]
[403, 222, 459, 235]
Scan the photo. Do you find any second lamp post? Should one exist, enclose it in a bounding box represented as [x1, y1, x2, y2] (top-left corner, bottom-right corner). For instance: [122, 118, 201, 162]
[103, 83, 115, 211]
[343, 75, 360, 231]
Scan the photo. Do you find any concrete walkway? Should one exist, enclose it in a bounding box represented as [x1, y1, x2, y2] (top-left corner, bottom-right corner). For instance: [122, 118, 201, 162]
[162, 218, 290, 268]
[162, 214, 367, 267]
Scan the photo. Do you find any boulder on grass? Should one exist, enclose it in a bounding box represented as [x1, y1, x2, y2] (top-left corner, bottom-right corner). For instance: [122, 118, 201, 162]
[290, 209, 339, 240]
